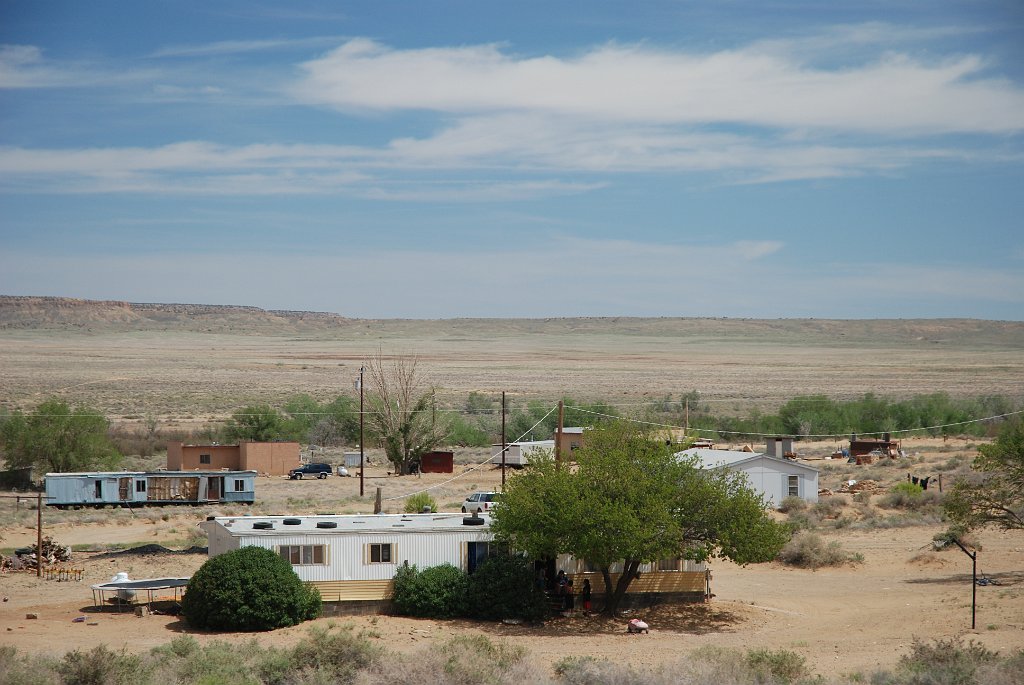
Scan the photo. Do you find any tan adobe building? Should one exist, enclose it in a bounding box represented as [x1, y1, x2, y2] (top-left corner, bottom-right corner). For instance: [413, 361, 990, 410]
[166, 441, 300, 476]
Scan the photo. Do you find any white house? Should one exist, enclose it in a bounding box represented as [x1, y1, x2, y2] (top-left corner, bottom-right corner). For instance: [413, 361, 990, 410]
[675, 448, 819, 506]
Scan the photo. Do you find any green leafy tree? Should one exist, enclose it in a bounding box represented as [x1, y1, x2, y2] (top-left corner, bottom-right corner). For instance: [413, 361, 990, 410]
[465, 553, 549, 622]
[182, 546, 321, 631]
[0, 398, 120, 472]
[365, 354, 450, 475]
[281, 394, 322, 441]
[491, 421, 789, 615]
[223, 405, 287, 442]
[945, 418, 1024, 530]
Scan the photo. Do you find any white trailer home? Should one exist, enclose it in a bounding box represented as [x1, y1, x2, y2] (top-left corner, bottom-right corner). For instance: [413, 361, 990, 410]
[489, 439, 554, 467]
[200, 512, 711, 614]
[200, 513, 496, 613]
[675, 448, 819, 506]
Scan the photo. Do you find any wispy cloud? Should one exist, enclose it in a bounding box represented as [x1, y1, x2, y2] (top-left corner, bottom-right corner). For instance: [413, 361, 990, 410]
[150, 36, 346, 58]
[293, 34, 1024, 134]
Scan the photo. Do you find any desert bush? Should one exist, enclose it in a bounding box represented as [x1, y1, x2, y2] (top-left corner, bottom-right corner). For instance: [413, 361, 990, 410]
[149, 637, 275, 685]
[745, 649, 809, 684]
[465, 553, 549, 622]
[404, 492, 437, 514]
[879, 482, 943, 511]
[357, 635, 541, 685]
[287, 625, 383, 683]
[785, 510, 822, 531]
[812, 496, 846, 519]
[57, 645, 146, 685]
[181, 546, 321, 631]
[0, 645, 58, 685]
[777, 496, 807, 513]
[391, 563, 468, 618]
[888, 636, 1000, 685]
[777, 531, 863, 569]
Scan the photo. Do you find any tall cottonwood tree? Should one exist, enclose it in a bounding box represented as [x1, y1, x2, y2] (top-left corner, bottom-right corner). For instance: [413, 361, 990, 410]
[364, 353, 449, 475]
[491, 421, 789, 615]
[0, 398, 120, 472]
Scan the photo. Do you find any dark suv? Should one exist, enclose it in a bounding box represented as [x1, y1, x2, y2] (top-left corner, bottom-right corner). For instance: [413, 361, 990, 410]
[289, 463, 332, 480]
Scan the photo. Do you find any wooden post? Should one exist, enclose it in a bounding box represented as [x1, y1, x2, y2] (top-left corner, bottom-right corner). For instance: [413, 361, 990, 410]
[501, 391, 507, 489]
[359, 366, 365, 498]
[374, 486, 382, 514]
[555, 400, 564, 469]
[36, 491, 43, 578]
[951, 538, 977, 630]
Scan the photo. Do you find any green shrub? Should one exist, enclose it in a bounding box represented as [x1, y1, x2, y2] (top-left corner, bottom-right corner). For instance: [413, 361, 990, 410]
[777, 531, 863, 568]
[465, 553, 549, 622]
[181, 546, 321, 631]
[880, 482, 943, 511]
[391, 563, 468, 618]
[404, 492, 437, 514]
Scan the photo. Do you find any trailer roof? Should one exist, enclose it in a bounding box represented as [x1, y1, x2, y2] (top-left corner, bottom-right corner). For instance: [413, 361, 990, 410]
[207, 512, 492, 536]
[46, 470, 258, 477]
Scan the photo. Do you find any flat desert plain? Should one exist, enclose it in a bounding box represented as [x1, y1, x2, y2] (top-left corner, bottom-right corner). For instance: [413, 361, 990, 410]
[2, 441, 1023, 680]
[1, 304, 1023, 678]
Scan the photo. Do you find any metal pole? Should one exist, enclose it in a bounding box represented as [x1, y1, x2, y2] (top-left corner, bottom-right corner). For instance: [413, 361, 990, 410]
[359, 365, 365, 498]
[36, 491, 42, 578]
[972, 551, 977, 630]
[501, 391, 506, 489]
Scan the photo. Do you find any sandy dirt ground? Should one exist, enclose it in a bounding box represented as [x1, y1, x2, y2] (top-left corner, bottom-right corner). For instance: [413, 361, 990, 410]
[2, 440, 1022, 680]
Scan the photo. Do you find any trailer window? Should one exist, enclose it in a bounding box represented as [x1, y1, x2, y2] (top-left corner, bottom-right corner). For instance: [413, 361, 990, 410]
[657, 557, 681, 571]
[199, 454, 211, 465]
[278, 545, 326, 565]
[233, 479, 245, 492]
[135, 480, 146, 493]
[787, 475, 800, 497]
[368, 543, 393, 564]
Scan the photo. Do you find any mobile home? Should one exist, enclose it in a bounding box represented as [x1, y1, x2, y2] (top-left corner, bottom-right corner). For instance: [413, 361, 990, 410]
[200, 512, 710, 614]
[46, 470, 257, 508]
[489, 439, 555, 467]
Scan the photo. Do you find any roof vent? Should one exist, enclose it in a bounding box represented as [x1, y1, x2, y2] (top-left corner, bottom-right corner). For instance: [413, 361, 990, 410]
[206, 515, 216, 521]
[316, 521, 338, 529]
[253, 521, 274, 530]
[283, 518, 302, 525]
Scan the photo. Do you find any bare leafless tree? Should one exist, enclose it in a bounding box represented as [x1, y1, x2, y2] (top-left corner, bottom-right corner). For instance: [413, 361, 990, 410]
[364, 353, 450, 475]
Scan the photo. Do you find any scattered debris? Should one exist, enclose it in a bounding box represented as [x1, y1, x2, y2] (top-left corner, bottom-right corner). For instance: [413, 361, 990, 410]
[1, 536, 72, 572]
[627, 618, 649, 634]
[837, 479, 881, 494]
[25, 613, 38, 620]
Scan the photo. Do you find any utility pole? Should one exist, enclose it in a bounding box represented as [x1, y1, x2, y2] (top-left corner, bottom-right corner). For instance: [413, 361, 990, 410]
[685, 398, 689, 435]
[359, 366, 365, 498]
[37, 491, 42, 578]
[555, 400, 564, 469]
[501, 391, 507, 489]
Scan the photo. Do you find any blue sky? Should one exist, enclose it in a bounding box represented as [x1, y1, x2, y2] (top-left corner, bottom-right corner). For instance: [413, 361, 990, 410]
[1, 1, 1022, 319]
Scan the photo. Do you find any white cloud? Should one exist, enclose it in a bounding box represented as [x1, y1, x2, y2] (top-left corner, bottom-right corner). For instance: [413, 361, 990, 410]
[293, 35, 1024, 134]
